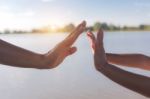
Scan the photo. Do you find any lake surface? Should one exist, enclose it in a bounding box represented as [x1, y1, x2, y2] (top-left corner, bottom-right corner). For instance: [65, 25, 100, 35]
[0, 31, 150, 99]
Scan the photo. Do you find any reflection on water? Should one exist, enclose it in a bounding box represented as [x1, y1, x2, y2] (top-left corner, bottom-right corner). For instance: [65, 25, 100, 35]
[0, 32, 150, 99]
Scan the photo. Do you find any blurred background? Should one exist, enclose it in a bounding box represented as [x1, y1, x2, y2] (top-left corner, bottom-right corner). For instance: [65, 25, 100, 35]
[0, 0, 150, 99]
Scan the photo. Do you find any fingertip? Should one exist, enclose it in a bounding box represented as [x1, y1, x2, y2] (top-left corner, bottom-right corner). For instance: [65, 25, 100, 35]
[82, 20, 86, 25]
[87, 31, 96, 40]
[80, 21, 86, 29]
[76, 21, 86, 32]
[86, 32, 91, 36]
[86, 33, 92, 40]
[87, 30, 92, 35]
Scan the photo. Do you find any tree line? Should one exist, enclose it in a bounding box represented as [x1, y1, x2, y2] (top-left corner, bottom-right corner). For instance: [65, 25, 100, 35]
[0, 22, 150, 34]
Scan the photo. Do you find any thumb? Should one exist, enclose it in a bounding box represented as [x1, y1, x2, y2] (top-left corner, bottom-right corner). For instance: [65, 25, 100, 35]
[67, 47, 77, 56]
[87, 31, 96, 53]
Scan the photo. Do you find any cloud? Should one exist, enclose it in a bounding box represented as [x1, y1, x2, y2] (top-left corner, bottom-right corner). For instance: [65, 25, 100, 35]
[0, 9, 36, 31]
[19, 11, 35, 17]
[0, 5, 10, 11]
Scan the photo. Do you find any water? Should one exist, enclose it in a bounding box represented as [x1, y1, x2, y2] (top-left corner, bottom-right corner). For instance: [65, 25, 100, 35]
[0, 32, 150, 99]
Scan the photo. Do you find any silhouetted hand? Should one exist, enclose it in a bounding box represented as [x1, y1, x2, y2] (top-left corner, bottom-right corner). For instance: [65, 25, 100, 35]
[44, 21, 86, 68]
[87, 30, 150, 97]
[87, 29, 107, 70]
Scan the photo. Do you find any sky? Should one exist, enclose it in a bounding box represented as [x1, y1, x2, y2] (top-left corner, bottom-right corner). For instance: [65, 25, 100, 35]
[0, 0, 150, 30]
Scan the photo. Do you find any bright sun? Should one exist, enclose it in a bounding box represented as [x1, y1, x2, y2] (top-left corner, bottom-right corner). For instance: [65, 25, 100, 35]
[0, 8, 69, 31]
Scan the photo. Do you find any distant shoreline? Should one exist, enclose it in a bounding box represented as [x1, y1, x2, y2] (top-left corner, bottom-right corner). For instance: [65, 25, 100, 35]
[104, 30, 150, 32]
[0, 22, 150, 34]
[0, 30, 150, 35]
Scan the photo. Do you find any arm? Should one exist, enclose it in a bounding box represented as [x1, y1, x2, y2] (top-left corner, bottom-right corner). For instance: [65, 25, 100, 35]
[0, 21, 86, 69]
[99, 62, 150, 97]
[87, 29, 150, 97]
[106, 53, 150, 70]
[0, 39, 45, 69]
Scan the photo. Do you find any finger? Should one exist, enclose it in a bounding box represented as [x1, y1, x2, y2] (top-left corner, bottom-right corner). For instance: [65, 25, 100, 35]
[95, 29, 104, 50]
[86, 31, 96, 51]
[63, 21, 86, 46]
[97, 29, 104, 44]
[68, 21, 86, 38]
[87, 31, 96, 43]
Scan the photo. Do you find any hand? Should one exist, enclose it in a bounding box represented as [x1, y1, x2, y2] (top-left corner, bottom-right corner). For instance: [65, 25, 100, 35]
[43, 21, 86, 69]
[87, 29, 108, 70]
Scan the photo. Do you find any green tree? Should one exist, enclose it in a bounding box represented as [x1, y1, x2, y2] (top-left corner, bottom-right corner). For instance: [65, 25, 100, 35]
[139, 25, 145, 30]
[101, 23, 109, 30]
[4, 29, 11, 34]
[63, 23, 75, 32]
[93, 22, 101, 31]
[139, 25, 150, 30]
[108, 24, 120, 31]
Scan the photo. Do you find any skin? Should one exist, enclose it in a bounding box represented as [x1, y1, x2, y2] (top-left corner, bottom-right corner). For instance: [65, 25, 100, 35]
[0, 21, 86, 69]
[106, 53, 150, 70]
[87, 29, 150, 97]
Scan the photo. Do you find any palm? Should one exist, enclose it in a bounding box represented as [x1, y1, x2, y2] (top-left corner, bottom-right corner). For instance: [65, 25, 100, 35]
[87, 29, 107, 69]
[49, 44, 75, 67]
[46, 21, 86, 68]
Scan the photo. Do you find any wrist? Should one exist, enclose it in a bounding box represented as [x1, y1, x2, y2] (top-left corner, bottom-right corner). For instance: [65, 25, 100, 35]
[35, 53, 53, 69]
[95, 61, 108, 71]
[42, 51, 60, 69]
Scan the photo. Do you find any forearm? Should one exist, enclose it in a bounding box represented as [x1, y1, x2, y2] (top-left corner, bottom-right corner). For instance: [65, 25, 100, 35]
[106, 53, 150, 70]
[0, 39, 49, 69]
[97, 63, 150, 97]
